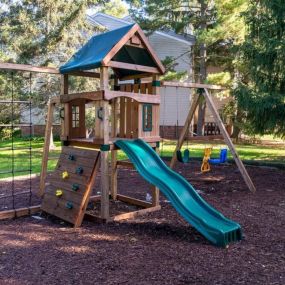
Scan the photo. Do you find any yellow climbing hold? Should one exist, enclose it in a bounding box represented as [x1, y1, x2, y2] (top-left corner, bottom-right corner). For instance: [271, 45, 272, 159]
[201, 148, 212, 173]
[56, 189, 63, 197]
[62, 171, 69, 179]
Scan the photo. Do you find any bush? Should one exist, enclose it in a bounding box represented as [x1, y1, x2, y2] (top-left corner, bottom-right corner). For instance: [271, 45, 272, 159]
[0, 128, 13, 141]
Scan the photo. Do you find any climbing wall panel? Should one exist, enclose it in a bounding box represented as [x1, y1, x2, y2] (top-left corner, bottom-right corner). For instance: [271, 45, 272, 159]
[41, 146, 100, 227]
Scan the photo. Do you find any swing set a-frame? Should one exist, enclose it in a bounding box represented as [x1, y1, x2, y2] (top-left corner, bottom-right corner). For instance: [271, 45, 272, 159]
[162, 81, 256, 193]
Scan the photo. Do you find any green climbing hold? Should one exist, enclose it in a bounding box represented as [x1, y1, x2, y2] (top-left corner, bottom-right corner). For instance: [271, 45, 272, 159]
[72, 183, 79, 191]
[66, 202, 73, 209]
[68, 154, 75, 161]
[76, 166, 83, 175]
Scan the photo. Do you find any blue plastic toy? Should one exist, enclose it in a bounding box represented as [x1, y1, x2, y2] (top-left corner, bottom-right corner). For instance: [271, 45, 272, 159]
[209, 148, 228, 165]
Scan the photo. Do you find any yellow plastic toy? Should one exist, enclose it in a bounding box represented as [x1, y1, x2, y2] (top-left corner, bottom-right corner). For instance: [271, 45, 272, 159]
[56, 189, 63, 197]
[201, 148, 212, 173]
[62, 171, 69, 179]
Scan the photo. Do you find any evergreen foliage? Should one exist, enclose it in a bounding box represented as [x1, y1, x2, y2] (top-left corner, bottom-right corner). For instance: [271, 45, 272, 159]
[0, 0, 103, 65]
[234, 0, 285, 137]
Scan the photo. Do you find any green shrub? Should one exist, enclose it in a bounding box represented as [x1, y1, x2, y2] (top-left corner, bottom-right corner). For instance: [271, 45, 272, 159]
[0, 128, 13, 141]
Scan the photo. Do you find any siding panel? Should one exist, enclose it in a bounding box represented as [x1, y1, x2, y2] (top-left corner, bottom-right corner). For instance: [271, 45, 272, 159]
[160, 87, 192, 126]
[148, 34, 191, 74]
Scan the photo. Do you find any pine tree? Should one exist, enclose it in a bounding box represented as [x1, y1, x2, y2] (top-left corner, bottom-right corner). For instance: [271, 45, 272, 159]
[0, 0, 104, 65]
[234, 0, 285, 137]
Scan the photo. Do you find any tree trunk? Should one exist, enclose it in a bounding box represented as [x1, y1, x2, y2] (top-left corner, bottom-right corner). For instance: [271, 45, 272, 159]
[197, 0, 207, 136]
[49, 127, 56, 150]
[231, 107, 243, 142]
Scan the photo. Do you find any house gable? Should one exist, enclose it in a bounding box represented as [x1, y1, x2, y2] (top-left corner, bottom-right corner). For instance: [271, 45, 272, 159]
[89, 13, 195, 46]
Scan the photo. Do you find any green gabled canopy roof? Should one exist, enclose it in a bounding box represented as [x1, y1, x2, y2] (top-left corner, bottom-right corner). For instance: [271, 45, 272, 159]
[60, 24, 165, 77]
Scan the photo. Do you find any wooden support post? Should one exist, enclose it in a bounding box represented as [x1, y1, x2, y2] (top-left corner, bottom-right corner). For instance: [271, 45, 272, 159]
[170, 92, 200, 168]
[39, 100, 55, 197]
[203, 89, 256, 193]
[151, 75, 160, 206]
[100, 66, 110, 220]
[152, 75, 160, 138]
[100, 151, 109, 220]
[111, 77, 119, 138]
[151, 146, 160, 206]
[111, 150, 118, 200]
[61, 74, 69, 140]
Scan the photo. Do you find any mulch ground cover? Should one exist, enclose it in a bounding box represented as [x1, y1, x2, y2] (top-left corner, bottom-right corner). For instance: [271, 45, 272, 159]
[0, 161, 284, 285]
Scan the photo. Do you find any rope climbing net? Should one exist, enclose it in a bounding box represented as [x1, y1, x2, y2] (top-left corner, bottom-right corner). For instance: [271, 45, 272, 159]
[0, 71, 34, 214]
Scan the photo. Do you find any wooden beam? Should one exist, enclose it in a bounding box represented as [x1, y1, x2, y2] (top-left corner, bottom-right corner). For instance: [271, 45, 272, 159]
[125, 84, 132, 138]
[170, 93, 200, 168]
[0, 62, 60, 74]
[0, 205, 41, 220]
[39, 100, 55, 196]
[65, 138, 158, 150]
[189, 135, 224, 141]
[104, 90, 160, 104]
[50, 96, 60, 104]
[162, 81, 227, 90]
[60, 91, 103, 103]
[120, 73, 152, 81]
[61, 74, 69, 94]
[68, 71, 100, 78]
[102, 24, 139, 65]
[203, 88, 256, 193]
[116, 194, 153, 208]
[84, 213, 107, 223]
[100, 66, 110, 220]
[111, 205, 161, 222]
[105, 61, 160, 74]
[61, 74, 69, 141]
[116, 160, 134, 169]
[151, 75, 160, 206]
[0, 63, 101, 78]
[100, 151, 109, 220]
[125, 42, 145, 49]
[89, 195, 101, 202]
[111, 150, 118, 200]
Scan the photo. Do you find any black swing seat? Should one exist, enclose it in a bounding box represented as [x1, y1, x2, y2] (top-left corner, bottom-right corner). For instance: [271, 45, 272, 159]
[176, 149, 190, 163]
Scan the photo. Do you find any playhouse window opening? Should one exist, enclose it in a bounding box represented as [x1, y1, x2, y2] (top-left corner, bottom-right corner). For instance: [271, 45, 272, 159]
[72, 106, 80, 128]
[142, 104, 152, 132]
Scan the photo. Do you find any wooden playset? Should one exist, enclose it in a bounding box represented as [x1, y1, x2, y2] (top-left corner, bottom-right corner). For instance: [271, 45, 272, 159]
[0, 24, 255, 247]
[0, 22, 258, 247]
[37, 23, 255, 229]
[39, 24, 165, 226]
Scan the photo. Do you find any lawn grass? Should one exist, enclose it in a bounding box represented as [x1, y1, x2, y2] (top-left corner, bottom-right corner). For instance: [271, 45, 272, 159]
[0, 138, 61, 179]
[158, 140, 285, 162]
[0, 137, 285, 179]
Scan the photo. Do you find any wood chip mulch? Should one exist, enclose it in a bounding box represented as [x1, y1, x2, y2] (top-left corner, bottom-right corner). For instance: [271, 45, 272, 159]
[0, 161, 284, 285]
